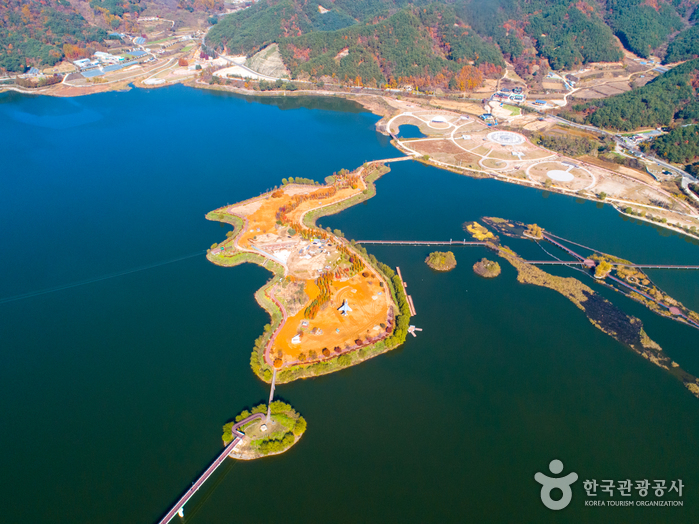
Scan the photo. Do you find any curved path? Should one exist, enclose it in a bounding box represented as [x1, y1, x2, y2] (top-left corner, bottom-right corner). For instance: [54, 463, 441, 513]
[388, 110, 698, 225]
[157, 413, 265, 524]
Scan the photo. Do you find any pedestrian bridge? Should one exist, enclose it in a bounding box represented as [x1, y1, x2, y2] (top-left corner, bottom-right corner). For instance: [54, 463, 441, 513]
[157, 412, 264, 524]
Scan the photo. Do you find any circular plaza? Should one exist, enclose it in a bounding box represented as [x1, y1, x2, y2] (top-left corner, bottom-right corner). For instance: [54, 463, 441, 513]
[487, 131, 526, 146]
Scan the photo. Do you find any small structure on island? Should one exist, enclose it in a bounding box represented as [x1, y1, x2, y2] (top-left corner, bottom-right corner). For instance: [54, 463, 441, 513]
[473, 258, 501, 278]
[338, 299, 352, 316]
[222, 401, 307, 461]
[408, 325, 422, 337]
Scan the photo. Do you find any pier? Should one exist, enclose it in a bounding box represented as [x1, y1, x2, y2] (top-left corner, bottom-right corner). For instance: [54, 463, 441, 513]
[358, 234, 698, 329]
[157, 412, 264, 524]
[408, 295, 417, 316]
[538, 234, 699, 330]
[542, 234, 585, 261]
[523, 260, 586, 265]
[357, 240, 487, 246]
[396, 266, 417, 316]
[524, 260, 699, 270]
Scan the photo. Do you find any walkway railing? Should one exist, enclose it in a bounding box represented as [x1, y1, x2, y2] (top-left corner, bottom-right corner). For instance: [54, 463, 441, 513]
[157, 413, 264, 524]
[542, 235, 585, 261]
[356, 240, 487, 246]
[524, 260, 699, 270]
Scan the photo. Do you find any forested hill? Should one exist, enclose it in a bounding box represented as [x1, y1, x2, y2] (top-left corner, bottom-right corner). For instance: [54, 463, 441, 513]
[3, 0, 698, 75]
[0, 0, 221, 73]
[206, 0, 699, 83]
[278, 6, 504, 88]
[0, 0, 110, 72]
[569, 59, 699, 131]
[649, 125, 699, 163]
[456, 0, 624, 70]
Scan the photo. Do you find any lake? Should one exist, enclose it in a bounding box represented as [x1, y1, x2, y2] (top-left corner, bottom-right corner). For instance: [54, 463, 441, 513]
[1, 85, 698, 523]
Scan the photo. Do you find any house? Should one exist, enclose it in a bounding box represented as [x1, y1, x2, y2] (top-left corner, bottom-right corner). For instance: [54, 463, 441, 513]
[479, 114, 497, 126]
[73, 58, 93, 69]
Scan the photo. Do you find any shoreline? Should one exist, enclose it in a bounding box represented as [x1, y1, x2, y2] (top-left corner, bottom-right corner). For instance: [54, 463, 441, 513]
[5, 78, 698, 242]
[206, 164, 412, 384]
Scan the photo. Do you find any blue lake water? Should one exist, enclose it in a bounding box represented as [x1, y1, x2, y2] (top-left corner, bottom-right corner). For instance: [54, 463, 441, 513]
[1, 85, 698, 523]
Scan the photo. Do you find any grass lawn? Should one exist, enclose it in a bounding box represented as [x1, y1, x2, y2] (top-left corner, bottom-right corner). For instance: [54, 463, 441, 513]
[146, 38, 175, 45]
[503, 104, 521, 116]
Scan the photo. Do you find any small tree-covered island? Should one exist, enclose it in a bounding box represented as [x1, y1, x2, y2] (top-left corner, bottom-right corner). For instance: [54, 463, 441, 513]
[206, 163, 412, 384]
[425, 251, 457, 271]
[223, 402, 307, 460]
[465, 217, 699, 399]
[473, 258, 501, 278]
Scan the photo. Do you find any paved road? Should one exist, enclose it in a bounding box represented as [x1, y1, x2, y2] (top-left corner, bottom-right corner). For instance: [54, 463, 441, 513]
[546, 114, 697, 183]
[218, 56, 279, 81]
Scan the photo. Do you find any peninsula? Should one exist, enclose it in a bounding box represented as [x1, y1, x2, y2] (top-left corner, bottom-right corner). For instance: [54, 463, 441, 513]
[206, 163, 412, 384]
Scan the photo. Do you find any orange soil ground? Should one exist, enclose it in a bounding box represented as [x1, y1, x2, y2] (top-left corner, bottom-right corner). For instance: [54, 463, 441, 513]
[220, 174, 393, 367]
[273, 272, 390, 363]
[232, 179, 367, 249]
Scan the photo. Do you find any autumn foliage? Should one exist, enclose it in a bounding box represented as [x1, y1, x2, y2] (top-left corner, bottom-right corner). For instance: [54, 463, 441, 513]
[63, 44, 88, 61]
[452, 66, 484, 91]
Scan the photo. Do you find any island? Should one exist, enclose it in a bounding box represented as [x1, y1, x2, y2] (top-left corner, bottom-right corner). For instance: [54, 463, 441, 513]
[473, 258, 501, 278]
[464, 217, 699, 399]
[206, 163, 412, 384]
[425, 251, 457, 271]
[223, 401, 306, 460]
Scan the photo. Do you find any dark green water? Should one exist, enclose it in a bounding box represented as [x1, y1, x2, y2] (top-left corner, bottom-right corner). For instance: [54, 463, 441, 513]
[1, 85, 698, 523]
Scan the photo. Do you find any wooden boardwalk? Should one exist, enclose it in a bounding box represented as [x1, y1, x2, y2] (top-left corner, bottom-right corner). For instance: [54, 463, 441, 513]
[524, 260, 584, 265]
[525, 260, 699, 270]
[542, 235, 585, 261]
[538, 235, 699, 330]
[396, 266, 416, 316]
[157, 413, 264, 524]
[369, 156, 414, 163]
[357, 240, 486, 246]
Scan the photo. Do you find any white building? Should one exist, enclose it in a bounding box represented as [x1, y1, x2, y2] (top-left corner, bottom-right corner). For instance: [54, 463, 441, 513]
[73, 58, 93, 69]
[94, 51, 124, 64]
